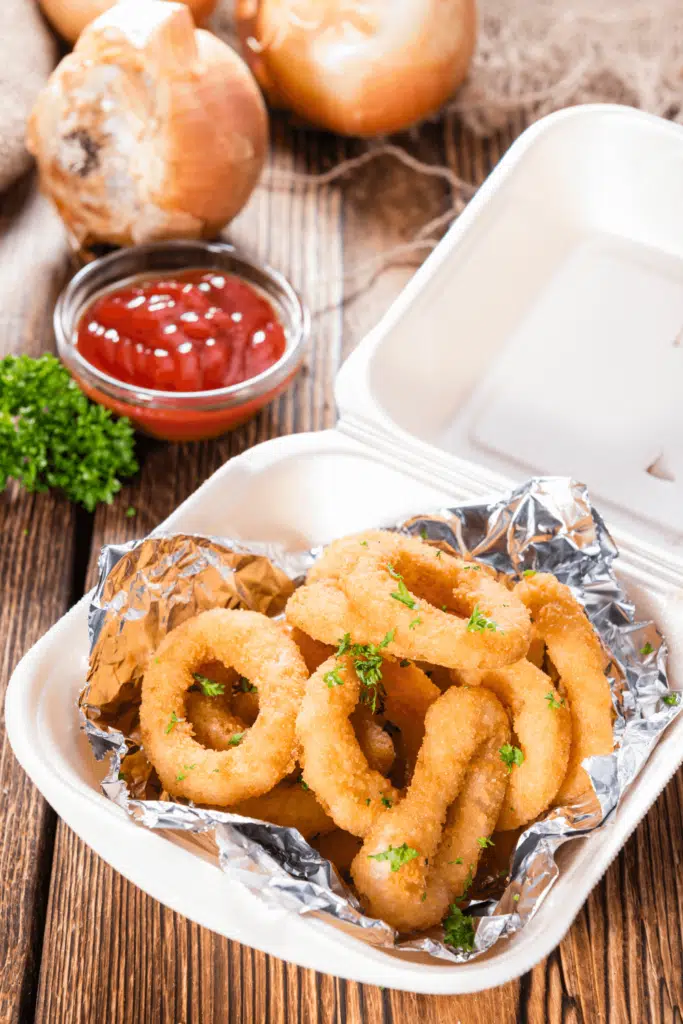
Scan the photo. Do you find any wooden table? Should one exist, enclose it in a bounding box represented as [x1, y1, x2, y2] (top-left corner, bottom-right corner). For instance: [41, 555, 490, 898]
[1, 111, 682, 1024]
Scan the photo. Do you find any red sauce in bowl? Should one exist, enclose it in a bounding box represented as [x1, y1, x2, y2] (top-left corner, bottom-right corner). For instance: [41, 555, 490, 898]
[75, 270, 287, 392]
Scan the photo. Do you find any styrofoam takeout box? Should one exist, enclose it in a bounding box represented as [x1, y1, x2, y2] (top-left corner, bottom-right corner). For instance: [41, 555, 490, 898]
[6, 105, 683, 994]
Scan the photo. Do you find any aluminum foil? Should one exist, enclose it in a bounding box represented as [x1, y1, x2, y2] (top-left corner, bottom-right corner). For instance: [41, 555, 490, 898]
[80, 477, 680, 964]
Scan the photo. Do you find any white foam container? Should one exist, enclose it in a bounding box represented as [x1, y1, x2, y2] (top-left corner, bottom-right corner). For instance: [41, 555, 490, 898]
[7, 105, 683, 994]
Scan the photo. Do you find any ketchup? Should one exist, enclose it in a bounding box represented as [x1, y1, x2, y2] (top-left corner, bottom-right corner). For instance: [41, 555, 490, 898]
[75, 270, 287, 392]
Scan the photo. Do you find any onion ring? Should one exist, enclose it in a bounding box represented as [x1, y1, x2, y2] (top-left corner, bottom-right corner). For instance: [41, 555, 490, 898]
[516, 573, 614, 803]
[350, 687, 510, 932]
[296, 654, 401, 836]
[455, 660, 572, 830]
[288, 530, 531, 670]
[140, 609, 308, 805]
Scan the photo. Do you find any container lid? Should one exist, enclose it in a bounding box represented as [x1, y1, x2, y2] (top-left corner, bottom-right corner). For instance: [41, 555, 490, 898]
[335, 106, 683, 568]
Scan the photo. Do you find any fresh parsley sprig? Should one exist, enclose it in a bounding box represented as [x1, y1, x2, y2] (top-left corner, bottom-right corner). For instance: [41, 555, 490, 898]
[466, 604, 500, 633]
[193, 673, 225, 696]
[0, 354, 137, 510]
[367, 843, 418, 872]
[442, 904, 475, 951]
[499, 744, 524, 772]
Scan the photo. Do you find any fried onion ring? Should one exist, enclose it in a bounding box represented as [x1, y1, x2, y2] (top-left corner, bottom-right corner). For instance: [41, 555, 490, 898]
[351, 687, 510, 932]
[288, 530, 531, 670]
[516, 573, 614, 803]
[456, 660, 572, 830]
[296, 654, 401, 836]
[140, 609, 308, 805]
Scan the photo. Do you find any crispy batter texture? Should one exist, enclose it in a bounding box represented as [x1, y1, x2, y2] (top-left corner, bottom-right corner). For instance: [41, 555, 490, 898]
[516, 574, 614, 803]
[296, 655, 401, 836]
[186, 691, 247, 750]
[231, 782, 336, 838]
[140, 609, 308, 805]
[351, 706, 396, 777]
[284, 623, 335, 674]
[457, 660, 572, 830]
[288, 530, 531, 670]
[312, 829, 363, 875]
[351, 687, 510, 932]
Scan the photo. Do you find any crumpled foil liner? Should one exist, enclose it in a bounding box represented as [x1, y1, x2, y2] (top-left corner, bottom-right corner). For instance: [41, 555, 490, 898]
[80, 477, 680, 964]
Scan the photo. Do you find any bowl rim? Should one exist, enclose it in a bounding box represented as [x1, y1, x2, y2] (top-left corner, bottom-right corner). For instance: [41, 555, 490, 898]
[54, 240, 310, 409]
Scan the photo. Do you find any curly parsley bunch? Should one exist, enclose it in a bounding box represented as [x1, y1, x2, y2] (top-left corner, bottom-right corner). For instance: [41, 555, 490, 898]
[0, 354, 138, 511]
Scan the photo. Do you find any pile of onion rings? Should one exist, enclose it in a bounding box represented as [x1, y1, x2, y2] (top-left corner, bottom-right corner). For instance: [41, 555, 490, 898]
[139, 528, 614, 941]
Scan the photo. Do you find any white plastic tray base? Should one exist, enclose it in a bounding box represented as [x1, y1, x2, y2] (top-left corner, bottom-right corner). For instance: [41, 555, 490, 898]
[7, 433, 683, 994]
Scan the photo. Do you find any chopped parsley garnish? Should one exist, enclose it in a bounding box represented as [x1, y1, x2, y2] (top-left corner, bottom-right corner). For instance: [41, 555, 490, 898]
[381, 796, 393, 809]
[176, 763, 196, 782]
[118, 771, 127, 781]
[545, 691, 565, 709]
[237, 676, 257, 693]
[408, 617, 422, 630]
[436, 550, 442, 559]
[462, 864, 475, 894]
[640, 641, 654, 656]
[228, 733, 245, 747]
[324, 668, 344, 688]
[360, 540, 368, 547]
[463, 565, 481, 572]
[193, 673, 225, 696]
[419, 527, 428, 540]
[663, 693, 680, 707]
[499, 744, 524, 772]
[125, 506, 136, 518]
[448, 857, 463, 865]
[476, 836, 494, 849]
[0, 353, 137, 510]
[442, 904, 475, 951]
[400, 659, 411, 668]
[466, 604, 499, 633]
[368, 843, 418, 872]
[387, 564, 417, 609]
[335, 631, 394, 713]
[522, 569, 537, 578]
[512, 893, 520, 903]
[299, 776, 310, 791]
[365, 798, 371, 806]
[165, 711, 179, 734]
[421, 891, 427, 902]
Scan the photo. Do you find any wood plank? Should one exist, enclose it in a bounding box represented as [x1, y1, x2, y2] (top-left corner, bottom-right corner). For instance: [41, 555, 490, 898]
[0, 176, 74, 1024]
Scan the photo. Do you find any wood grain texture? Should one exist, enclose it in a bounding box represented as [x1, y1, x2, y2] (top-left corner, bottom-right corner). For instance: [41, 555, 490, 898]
[3, 114, 678, 1024]
[0, 176, 74, 1024]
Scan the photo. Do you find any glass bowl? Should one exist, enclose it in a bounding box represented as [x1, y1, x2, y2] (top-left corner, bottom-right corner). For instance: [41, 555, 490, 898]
[54, 241, 309, 442]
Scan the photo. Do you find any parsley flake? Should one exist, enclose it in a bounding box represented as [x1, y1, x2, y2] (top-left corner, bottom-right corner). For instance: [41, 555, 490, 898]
[193, 673, 225, 696]
[512, 893, 520, 903]
[522, 569, 537, 578]
[165, 711, 179, 734]
[499, 744, 524, 772]
[176, 763, 196, 782]
[299, 776, 310, 791]
[467, 605, 499, 633]
[360, 540, 368, 547]
[237, 676, 257, 693]
[436, 550, 442, 559]
[448, 857, 463, 865]
[381, 796, 393, 809]
[324, 668, 344, 688]
[409, 617, 422, 630]
[335, 633, 394, 713]
[545, 691, 565, 709]
[400, 659, 411, 668]
[419, 527, 428, 540]
[365, 798, 371, 806]
[125, 506, 136, 518]
[443, 905, 475, 951]
[640, 641, 654, 656]
[228, 733, 245, 747]
[663, 693, 680, 707]
[476, 836, 494, 849]
[388, 568, 417, 610]
[368, 843, 418, 872]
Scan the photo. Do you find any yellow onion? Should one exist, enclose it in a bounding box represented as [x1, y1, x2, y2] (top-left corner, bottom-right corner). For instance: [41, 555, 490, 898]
[236, 0, 476, 137]
[28, 1, 268, 248]
[38, 0, 218, 44]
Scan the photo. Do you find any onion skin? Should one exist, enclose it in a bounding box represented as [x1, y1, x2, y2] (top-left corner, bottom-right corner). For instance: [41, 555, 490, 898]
[39, 0, 218, 44]
[27, 1, 268, 248]
[236, 0, 477, 137]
